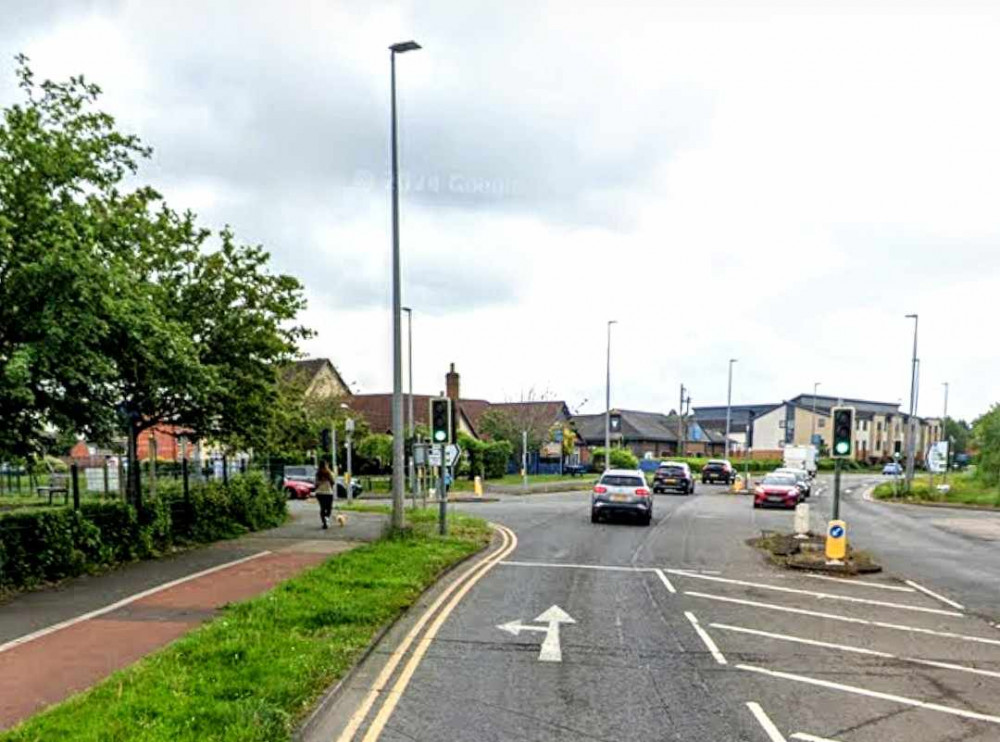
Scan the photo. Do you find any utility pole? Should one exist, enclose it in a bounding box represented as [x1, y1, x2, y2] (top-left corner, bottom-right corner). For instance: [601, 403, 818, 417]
[678, 383, 685, 457]
[522, 430, 528, 490]
[605, 320, 617, 471]
[904, 314, 918, 491]
[942, 382, 949, 485]
[388, 40, 421, 530]
[725, 359, 737, 460]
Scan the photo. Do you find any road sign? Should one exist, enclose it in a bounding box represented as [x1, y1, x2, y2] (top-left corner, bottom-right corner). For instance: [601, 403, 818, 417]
[826, 519, 847, 561]
[497, 605, 576, 662]
[927, 441, 949, 473]
[428, 444, 460, 468]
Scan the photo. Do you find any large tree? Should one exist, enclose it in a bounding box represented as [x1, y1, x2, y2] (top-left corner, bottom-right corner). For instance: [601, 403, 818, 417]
[0, 57, 146, 457]
[0, 59, 309, 497]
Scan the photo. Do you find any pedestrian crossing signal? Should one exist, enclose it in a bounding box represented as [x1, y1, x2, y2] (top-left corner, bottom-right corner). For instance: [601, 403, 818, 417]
[831, 406, 854, 459]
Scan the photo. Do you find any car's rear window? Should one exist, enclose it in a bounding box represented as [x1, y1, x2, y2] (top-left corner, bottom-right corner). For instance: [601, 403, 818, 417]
[658, 466, 684, 475]
[763, 475, 796, 485]
[601, 475, 646, 487]
[706, 461, 726, 466]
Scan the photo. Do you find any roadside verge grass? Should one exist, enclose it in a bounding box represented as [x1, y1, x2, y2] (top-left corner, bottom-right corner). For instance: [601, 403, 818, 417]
[872, 473, 1000, 508]
[1, 510, 492, 742]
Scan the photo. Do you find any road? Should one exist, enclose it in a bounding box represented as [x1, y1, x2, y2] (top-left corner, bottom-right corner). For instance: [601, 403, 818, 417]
[309, 474, 1000, 742]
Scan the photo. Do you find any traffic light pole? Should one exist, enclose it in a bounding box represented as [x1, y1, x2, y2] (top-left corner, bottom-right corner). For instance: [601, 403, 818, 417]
[832, 457, 842, 521]
[438, 443, 447, 535]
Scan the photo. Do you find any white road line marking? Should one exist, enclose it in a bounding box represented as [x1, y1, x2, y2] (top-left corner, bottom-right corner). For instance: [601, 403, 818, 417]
[906, 657, 1000, 679]
[668, 570, 961, 617]
[710, 623, 893, 657]
[685, 611, 727, 665]
[791, 733, 843, 742]
[0, 551, 271, 655]
[738, 663, 1000, 725]
[712, 622, 1000, 679]
[654, 568, 676, 594]
[804, 574, 916, 593]
[686, 591, 1000, 647]
[499, 560, 652, 573]
[905, 580, 966, 611]
[745, 702, 787, 742]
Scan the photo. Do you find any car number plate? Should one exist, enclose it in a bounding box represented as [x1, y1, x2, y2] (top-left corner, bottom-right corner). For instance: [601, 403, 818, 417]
[767, 495, 782, 502]
[665, 479, 676, 484]
[611, 494, 628, 502]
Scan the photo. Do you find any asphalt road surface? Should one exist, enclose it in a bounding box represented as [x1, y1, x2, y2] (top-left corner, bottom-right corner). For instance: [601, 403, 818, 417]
[309, 473, 1000, 742]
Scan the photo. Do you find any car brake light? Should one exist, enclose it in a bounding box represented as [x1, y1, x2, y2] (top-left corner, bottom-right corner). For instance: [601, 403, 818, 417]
[594, 485, 607, 494]
[635, 488, 649, 497]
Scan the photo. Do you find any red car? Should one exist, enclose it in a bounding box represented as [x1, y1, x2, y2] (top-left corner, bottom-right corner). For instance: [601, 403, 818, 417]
[753, 473, 803, 509]
[284, 477, 315, 499]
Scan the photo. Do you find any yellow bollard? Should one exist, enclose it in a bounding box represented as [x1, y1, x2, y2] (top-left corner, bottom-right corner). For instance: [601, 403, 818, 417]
[826, 520, 847, 563]
[474, 476, 483, 497]
[732, 476, 744, 493]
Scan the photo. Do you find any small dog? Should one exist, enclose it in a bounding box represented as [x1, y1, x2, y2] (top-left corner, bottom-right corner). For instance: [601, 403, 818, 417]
[335, 513, 347, 527]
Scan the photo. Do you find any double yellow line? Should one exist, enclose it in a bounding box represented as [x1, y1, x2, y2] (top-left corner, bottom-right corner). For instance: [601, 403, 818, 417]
[337, 524, 518, 742]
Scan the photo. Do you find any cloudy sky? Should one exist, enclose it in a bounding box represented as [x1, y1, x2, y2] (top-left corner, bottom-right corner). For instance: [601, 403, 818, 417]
[2, 0, 997, 421]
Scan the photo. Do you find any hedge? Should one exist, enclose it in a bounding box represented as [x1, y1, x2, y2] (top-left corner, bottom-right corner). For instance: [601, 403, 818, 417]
[591, 447, 641, 470]
[0, 472, 286, 593]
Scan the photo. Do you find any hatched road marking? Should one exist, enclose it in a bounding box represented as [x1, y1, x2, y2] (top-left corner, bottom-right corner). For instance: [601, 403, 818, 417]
[904, 579, 966, 611]
[667, 570, 962, 617]
[685, 612, 726, 665]
[745, 702, 787, 742]
[738, 663, 1000, 726]
[803, 574, 916, 593]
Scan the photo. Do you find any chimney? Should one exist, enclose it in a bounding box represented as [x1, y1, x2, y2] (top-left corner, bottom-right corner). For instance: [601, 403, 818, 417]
[446, 363, 460, 401]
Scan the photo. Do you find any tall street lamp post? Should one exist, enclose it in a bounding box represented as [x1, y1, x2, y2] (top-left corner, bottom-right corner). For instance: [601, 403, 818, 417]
[724, 359, 738, 460]
[605, 320, 617, 471]
[389, 40, 421, 530]
[811, 381, 821, 445]
[403, 306, 416, 504]
[904, 314, 919, 491]
[942, 381, 950, 485]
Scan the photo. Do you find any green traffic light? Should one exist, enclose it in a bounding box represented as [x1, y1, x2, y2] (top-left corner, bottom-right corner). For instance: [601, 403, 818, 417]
[434, 431, 445, 442]
[835, 442, 849, 454]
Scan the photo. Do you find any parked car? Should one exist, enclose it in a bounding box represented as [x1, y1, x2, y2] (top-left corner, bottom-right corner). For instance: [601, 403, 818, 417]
[653, 462, 695, 494]
[882, 462, 903, 476]
[753, 473, 803, 509]
[591, 469, 653, 525]
[563, 463, 588, 477]
[773, 467, 812, 498]
[282, 465, 362, 499]
[701, 459, 736, 485]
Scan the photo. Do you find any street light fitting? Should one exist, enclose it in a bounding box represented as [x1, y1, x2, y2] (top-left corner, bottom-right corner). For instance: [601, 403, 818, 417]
[390, 40, 421, 53]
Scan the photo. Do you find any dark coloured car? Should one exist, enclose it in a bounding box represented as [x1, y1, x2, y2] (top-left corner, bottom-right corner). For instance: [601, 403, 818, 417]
[591, 469, 653, 525]
[753, 473, 803, 509]
[701, 459, 736, 485]
[653, 462, 695, 494]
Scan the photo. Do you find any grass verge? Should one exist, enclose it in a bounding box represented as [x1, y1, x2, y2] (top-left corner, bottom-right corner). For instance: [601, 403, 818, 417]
[872, 473, 1000, 508]
[1, 509, 492, 742]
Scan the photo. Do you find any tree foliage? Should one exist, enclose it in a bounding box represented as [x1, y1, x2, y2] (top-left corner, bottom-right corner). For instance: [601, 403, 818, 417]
[973, 405, 1000, 485]
[0, 58, 308, 474]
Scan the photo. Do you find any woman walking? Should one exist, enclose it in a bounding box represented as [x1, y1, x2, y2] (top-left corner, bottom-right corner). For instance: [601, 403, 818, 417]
[315, 460, 335, 529]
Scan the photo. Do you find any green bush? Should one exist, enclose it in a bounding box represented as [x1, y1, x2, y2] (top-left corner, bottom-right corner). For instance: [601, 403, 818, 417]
[483, 440, 514, 479]
[0, 473, 286, 593]
[591, 447, 640, 470]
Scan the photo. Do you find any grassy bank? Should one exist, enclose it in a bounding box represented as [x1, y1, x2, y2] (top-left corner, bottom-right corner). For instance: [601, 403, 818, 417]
[872, 472, 1000, 508]
[1, 510, 492, 742]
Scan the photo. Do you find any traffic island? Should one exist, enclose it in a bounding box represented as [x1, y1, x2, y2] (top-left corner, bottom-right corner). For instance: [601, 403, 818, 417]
[748, 530, 882, 575]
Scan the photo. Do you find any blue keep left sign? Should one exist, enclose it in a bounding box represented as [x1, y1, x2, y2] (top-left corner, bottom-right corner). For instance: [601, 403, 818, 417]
[829, 524, 845, 539]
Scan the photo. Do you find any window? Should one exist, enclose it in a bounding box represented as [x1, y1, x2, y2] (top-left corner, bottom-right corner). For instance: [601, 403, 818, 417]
[600, 475, 645, 487]
[779, 419, 786, 429]
[876, 440, 882, 451]
[863, 420, 869, 431]
[818, 418, 826, 428]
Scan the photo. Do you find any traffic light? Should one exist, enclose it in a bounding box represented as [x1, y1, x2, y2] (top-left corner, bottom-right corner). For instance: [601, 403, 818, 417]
[320, 428, 331, 452]
[831, 407, 854, 458]
[430, 398, 453, 444]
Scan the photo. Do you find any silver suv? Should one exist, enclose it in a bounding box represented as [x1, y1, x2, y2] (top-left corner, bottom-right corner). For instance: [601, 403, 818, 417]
[591, 468, 653, 525]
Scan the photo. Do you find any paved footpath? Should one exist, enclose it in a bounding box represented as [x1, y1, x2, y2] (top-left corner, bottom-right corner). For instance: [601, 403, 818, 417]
[0, 500, 385, 730]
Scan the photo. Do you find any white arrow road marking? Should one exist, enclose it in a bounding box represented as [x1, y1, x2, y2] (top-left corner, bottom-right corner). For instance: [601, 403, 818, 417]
[497, 604, 575, 662]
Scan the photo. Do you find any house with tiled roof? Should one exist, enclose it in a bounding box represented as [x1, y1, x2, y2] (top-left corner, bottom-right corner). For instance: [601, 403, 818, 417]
[280, 358, 351, 400]
[571, 408, 727, 462]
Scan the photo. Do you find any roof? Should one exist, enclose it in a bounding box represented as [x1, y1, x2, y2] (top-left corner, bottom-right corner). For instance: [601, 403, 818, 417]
[789, 394, 900, 415]
[280, 358, 349, 395]
[571, 409, 706, 444]
[348, 394, 486, 436]
[693, 404, 781, 427]
[483, 401, 571, 436]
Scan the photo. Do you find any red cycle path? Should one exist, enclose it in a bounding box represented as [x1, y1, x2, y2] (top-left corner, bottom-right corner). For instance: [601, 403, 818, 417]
[0, 550, 327, 730]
